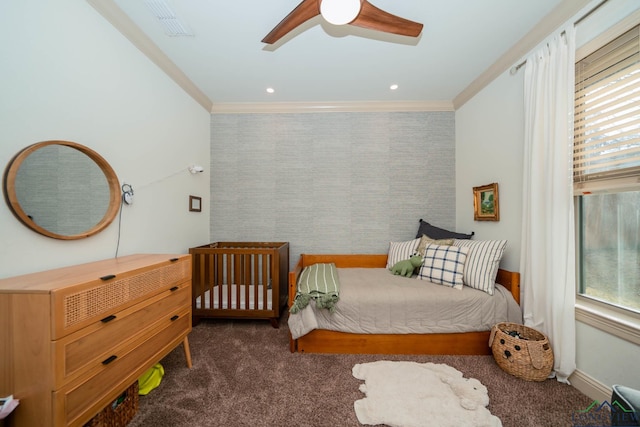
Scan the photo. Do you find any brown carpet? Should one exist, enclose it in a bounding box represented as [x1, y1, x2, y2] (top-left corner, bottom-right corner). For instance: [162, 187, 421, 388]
[128, 316, 602, 427]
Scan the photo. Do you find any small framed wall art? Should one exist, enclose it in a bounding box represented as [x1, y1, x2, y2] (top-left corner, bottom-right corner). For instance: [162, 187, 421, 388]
[473, 183, 499, 221]
[189, 195, 202, 212]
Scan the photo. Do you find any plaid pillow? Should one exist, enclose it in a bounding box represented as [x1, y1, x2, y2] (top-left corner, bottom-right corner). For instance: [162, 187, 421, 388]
[417, 243, 469, 289]
[453, 239, 507, 295]
[386, 238, 421, 269]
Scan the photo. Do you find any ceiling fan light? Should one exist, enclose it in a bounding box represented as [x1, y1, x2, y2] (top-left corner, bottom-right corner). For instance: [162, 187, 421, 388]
[320, 0, 361, 26]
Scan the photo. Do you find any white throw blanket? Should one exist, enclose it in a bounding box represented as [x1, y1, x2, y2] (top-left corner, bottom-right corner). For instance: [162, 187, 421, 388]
[352, 361, 502, 427]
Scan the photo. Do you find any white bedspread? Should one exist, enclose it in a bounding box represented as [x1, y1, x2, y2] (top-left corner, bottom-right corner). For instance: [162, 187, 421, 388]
[288, 268, 522, 339]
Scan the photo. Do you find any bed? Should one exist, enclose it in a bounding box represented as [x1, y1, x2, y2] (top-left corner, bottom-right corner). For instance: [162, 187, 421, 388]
[287, 253, 521, 354]
[190, 242, 289, 327]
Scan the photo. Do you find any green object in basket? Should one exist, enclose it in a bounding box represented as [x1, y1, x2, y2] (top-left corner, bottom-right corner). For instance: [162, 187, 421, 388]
[138, 363, 165, 395]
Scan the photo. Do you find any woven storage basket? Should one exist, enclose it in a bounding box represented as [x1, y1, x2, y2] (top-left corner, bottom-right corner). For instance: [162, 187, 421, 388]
[84, 381, 139, 427]
[489, 322, 554, 382]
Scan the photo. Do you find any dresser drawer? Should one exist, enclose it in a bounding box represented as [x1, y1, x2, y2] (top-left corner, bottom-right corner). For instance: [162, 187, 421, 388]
[51, 255, 190, 339]
[54, 282, 190, 387]
[54, 309, 190, 427]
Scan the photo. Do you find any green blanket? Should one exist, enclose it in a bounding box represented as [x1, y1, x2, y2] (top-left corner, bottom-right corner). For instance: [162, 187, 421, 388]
[290, 263, 340, 314]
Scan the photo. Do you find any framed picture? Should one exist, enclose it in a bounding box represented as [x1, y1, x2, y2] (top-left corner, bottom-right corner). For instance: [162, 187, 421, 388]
[473, 183, 499, 221]
[189, 195, 202, 212]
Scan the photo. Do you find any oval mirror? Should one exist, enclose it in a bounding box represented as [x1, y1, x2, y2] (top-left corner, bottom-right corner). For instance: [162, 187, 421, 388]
[3, 140, 121, 240]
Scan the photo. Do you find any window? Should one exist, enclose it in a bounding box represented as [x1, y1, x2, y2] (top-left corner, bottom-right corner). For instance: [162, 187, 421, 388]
[574, 24, 640, 314]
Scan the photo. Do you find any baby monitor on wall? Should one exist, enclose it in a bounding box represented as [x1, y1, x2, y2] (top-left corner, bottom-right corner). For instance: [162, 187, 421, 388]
[122, 183, 134, 205]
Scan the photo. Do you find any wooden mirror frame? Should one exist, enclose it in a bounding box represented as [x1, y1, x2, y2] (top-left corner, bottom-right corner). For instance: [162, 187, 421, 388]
[3, 140, 121, 240]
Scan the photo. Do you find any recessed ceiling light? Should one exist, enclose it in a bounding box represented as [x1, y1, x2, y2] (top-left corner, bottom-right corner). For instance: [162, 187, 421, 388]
[266, 87, 275, 94]
[390, 84, 399, 90]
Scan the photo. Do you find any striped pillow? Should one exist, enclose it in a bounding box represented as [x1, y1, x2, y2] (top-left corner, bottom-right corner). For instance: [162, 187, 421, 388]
[417, 244, 469, 289]
[453, 239, 507, 295]
[386, 238, 421, 269]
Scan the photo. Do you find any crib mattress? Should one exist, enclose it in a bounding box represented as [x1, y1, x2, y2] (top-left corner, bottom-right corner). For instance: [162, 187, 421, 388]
[196, 284, 273, 310]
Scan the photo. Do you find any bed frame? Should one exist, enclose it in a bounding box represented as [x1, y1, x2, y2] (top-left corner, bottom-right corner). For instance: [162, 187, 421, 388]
[190, 242, 289, 327]
[288, 254, 520, 354]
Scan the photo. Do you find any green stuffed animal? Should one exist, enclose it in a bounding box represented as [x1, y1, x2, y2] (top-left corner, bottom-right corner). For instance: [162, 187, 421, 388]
[390, 254, 424, 277]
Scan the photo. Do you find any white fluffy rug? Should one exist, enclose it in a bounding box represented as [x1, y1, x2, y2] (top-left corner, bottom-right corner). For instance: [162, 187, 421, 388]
[352, 361, 502, 427]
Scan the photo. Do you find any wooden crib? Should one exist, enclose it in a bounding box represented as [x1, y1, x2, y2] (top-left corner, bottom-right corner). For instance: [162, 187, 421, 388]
[189, 242, 289, 327]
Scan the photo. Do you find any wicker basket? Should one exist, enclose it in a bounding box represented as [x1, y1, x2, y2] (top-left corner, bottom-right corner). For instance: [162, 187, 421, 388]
[489, 322, 554, 382]
[84, 381, 139, 427]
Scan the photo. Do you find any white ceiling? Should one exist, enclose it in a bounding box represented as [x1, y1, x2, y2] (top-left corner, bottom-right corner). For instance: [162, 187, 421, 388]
[94, 0, 588, 111]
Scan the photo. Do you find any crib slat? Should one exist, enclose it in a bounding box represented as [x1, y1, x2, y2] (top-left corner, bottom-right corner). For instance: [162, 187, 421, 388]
[253, 254, 259, 309]
[263, 254, 269, 312]
[209, 253, 215, 310]
[235, 253, 240, 287]
[218, 253, 224, 310]
[226, 253, 232, 310]
[244, 254, 251, 310]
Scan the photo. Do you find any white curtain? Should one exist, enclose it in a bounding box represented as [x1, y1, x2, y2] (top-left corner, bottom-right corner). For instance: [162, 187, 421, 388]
[520, 26, 576, 383]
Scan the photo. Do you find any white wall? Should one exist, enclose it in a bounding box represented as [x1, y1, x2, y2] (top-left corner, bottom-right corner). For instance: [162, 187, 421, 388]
[456, 0, 640, 397]
[576, 322, 640, 390]
[0, 0, 211, 278]
[455, 71, 524, 273]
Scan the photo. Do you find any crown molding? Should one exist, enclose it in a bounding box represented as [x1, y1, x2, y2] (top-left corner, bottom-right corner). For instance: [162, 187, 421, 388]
[87, 0, 450, 114]
[452, 0, 592, 110]
[87, 0, 214, 112]
[89, 0, 597, 114]
[210, 101, 454, 114]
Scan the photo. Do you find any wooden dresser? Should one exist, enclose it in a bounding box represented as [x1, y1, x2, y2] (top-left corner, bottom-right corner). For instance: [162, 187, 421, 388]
[0, 254, 192, 427]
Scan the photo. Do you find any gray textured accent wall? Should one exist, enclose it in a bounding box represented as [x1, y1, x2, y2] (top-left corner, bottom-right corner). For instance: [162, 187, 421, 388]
[210, 111, 455, 268]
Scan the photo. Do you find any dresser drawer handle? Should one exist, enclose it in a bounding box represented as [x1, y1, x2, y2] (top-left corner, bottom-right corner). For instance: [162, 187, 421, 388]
[100, 274, 116, 281]
[169, 258, 179, 262]
[102, 355, 118, 365]
[101, 315, 117, 323]
[170, 286, 179, 292]
[170, 315, 179, 321]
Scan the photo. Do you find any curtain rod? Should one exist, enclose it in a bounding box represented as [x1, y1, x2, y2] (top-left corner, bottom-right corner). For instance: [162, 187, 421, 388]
[510, 0, 609, 75]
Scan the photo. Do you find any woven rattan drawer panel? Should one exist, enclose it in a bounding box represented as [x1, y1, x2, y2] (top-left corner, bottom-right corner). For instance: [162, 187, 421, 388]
[55, 282, 190, 387]
[54, 311, 190, 427]
[54, 257, 190, 338]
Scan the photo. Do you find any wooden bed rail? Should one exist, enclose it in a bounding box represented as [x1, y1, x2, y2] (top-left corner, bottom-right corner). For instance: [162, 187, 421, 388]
[496, 268, 520, 305]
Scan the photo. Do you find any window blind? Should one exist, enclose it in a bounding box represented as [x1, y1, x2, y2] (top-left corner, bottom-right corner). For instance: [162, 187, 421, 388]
[574, 24, 640, 188]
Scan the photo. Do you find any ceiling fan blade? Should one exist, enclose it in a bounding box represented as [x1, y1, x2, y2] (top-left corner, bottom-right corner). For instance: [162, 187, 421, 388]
[350, 1, 423, 38]
[262, 0, 321, 44]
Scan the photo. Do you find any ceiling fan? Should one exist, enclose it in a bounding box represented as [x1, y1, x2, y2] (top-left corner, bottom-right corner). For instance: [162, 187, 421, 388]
[262, 0, 423, 44]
